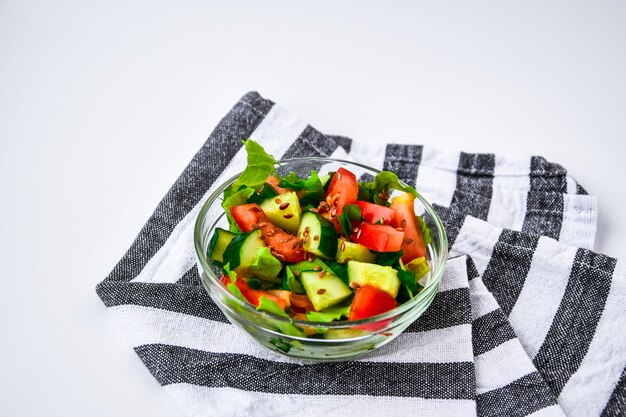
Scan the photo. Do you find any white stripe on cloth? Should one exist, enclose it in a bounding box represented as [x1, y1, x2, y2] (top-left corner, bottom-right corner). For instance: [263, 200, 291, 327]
[525, 405, 568, 417]
[164, 384, 477, 417]
[468, 278, 500, 320]
[558, 258, 626, 417]
[347, 138, 387, 171]
[486, 186, 528, 233]
[130, 104, 308, 284]
[560, 193, 597, 250]
[492, 153, 532, 190]
[508, 237, 577, 359]
[474, 338, 538, 395]
[109, 304, 474, 365]
[450, 216, 502, 276]
[414, 147, 460, 208]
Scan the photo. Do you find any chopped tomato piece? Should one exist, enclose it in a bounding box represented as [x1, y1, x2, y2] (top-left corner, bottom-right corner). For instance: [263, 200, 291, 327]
[229, 203, 264, 232]
[349, 285, 398, 320]
[229, 204, 306, 262]
[266, 175, 287, 194]
[355, 200, 395, 224]
[290, 293, 316, 313]
[221, 275, 289, 311]
[325, 167, 358, 215]
[352, 222, 404, 252]
[389, 193, 427, 263]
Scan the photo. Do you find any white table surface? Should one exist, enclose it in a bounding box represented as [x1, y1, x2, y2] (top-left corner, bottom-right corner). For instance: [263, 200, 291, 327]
[1, 1, 625, 416]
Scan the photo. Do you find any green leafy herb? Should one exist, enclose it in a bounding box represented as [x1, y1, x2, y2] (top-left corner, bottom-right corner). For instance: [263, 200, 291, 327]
[359, 171, 418, 205]
[282, 266, 305, 294]
[417, 215, 431, 246]
[306, 304, 351, 322]
[325, 260, 349, 284]
[397, 269, 419, 295]
[278, 170, 325, 207]
[338, 213, 353, 236]
[227, 139, 278, 196]
[343, 204, 363, 222]
[269, 337, 292, 353]
[374, 250, 404, 267]
[247, 182, 279, 204]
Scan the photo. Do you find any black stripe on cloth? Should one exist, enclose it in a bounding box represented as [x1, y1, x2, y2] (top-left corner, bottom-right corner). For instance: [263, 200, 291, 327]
[327, 135, 352, 154]
[466, 257, 480, 281]
[383, 144, 423, 187]
[481, 229, 540, 316]
[601, 366, 626, 417]
[282, 125, 343, 159]
[135, 344, 476, 399]
[405, 288, 472, 333]
[96, 281, 229, 324]
[576, 182, 588, 195]
[176, 267, 201, 286]
[455, 152, 496, 220]
[102, 92, 273, 283]
[471, 309, 517, 356]
[533, 248, 616, 396]
[432, 204, 467, 248]
[449, 189, 492, 222]
[476, 372, 559, 417]
[522, 191, 564, 240]
[529, 156, 567, 193]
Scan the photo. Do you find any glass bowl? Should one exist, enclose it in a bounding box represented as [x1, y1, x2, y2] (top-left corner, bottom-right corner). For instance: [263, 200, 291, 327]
[194, 157, 448, 361]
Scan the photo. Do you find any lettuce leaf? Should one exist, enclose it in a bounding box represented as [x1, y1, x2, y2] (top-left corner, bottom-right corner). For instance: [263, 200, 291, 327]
[306, 304, 351, 322]
[229, 139, 277, 194]
[417, 215, 431, 246]
[278, 170, 325, 207]
[257, 296, 304, 337]
[223, 263, 248, 302]
[359, 171, 418, 205]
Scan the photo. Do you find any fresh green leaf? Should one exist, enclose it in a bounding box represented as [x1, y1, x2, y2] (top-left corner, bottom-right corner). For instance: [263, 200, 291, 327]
[282, 266, 305, 294]
[257, 296, 304, 336]
[343, 204, 363, 222]
[269, 337, 292, 353]
[325, 260, 349, 284]
[221, 187, 255, 232]
[229, 139, 278, 193]
[279, 170, 325, 207]
[397, 269, 418, 294]
[338, 213, 353, 236]
[374, 250, 404, 267]
[247, 182, 279, 204]
[357, 182, 374, 202]
[359, 171, 419, 205]
[417, 215, 431, 246]
[223, 263, 248, 302]
[306, 304, 351, 322]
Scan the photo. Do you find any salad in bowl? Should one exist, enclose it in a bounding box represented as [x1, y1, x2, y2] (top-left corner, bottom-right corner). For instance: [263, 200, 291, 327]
[194, 140, 447, 360]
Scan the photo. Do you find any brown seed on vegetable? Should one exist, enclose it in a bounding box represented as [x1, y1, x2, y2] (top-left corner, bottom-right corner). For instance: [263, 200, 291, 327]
[313, 235, 319, 241]
[340, 241, 346, 252]
[317, 288, 327, 295]
[257, 221, 267, 227]
[279, 202, 290, 210]
[318, 271, 326, 278]
[356, 229, 362, 239]
[314, 266, 322, 271]
[396, 227, 403, 231]
[304, 226, 310, 233]
[297, 239, 304, 248]
[249, 206, 261, 212]
[353, 227, 360, 233]
[401, 219, 407, 228]
[265, 229, 275, 237]
[331, 208, 337, 218]
[349, 282, 360, 289]
[309, 207, 319, 213]
[291, 240, 298, 249]
[250, 223, 259, 229]
[336, 171, 342, 180]
[304, 235, 310, 243]
[307, 253, 316, 261]
[275, 198, 282, 204]
[405, 238, 414, 244]
[283, 213, 294, 219]
[274, 253, 286, 262]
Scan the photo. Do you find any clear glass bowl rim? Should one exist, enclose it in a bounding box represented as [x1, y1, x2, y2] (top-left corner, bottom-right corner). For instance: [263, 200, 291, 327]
[194, 157, 448, 329]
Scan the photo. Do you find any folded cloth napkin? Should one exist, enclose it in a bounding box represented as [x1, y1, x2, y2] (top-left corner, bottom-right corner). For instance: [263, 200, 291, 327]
[96, 92, 625, 417]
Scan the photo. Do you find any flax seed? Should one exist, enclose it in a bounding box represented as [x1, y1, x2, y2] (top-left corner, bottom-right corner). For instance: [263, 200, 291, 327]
[275, 198, 282, 204]
[330, 207, 337, 218]
[275, 253, 286, 262]
[304, 235, 310, 243]
[291, 240, 298, 250]
[279, 202, 290, 210]
[336, 171, 342, 180]
[340, 241, 346, 252]
[396, 227, 403, 231]
[349, 282, 360, 289]
[304, 226, 310, 233]
[356, 229, 362, 239]
[313, 235, 319, 241]
[257, 221, 267, 227]
[309, 207, 319, 213]
[353, 227, 360, 233]
[297, 239, 304, 248]
[283, 213, 294, 219]
[318, 271, 326, 278]
[265, 229, 275, 237]
[307, 253, 315, 262]
[317, 288, 327, 295]
[314, 266, 322, 271]
[401, 219, 407, 228]
[250, 223, 259, 229]
[405, 238, 414, 244]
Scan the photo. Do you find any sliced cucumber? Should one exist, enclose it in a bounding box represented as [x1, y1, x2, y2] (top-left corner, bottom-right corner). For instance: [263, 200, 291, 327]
[260, 191, 302, 234]
[336, 240, 376, 264]
[297, 212, 337, 259]
[300, 270, 352, 311]
[222, 229, 266, 276]
[207, 228, 236, 264]
[347, 260, 400, 298]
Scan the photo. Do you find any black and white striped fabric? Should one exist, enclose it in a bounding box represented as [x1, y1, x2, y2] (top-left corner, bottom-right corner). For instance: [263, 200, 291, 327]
[96, 92, 625, 417]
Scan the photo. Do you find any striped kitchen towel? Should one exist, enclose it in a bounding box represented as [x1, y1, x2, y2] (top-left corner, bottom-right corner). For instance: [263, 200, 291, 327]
[96, 92, 625, 417]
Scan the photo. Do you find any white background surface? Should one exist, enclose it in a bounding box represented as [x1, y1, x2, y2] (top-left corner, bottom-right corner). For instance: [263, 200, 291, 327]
[1, 1, 625, 416]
